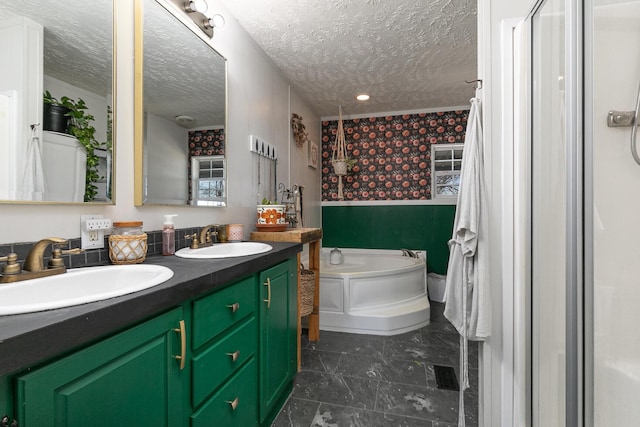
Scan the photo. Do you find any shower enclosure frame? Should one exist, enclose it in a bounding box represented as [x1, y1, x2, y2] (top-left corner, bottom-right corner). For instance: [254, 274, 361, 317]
[526, 0, 585, 425]
[526, 0, 640, 425]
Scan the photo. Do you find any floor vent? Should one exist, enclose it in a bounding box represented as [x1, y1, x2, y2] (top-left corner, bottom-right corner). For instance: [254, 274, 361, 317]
[433, 365, 459, 391]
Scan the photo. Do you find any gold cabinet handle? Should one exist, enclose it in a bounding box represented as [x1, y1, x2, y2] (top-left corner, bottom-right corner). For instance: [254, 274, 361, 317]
[263, 278, 271, 308]
[173, 320, 186, 370]
[226, 302, 240, 313]
[226, 350, 240, 362]
[225, 397, 239, 411]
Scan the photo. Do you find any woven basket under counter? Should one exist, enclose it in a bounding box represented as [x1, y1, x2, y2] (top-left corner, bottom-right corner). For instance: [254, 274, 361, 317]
[108, 233, 148, 264]
[299, 264, 315, 317]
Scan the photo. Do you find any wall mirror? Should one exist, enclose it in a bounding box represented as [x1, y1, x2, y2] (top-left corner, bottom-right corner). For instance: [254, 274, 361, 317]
[134, 0, 227, 206]
[0, 0, 114, 204]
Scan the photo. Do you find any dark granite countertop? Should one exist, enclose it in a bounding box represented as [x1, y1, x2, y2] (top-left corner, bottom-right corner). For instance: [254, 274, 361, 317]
[0, 241, 301, 377]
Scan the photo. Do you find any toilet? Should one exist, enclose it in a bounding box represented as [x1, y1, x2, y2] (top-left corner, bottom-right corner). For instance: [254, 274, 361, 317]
[427, 272, 447, 303]
[42, 131, 86, 202]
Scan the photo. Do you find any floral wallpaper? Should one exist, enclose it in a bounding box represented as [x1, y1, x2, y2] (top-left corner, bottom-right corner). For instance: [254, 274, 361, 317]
[321, 109, 469, 201]
[187, 128, 225, 200]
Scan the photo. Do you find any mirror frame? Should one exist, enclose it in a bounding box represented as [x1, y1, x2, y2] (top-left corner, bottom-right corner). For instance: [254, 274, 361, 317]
[134, 0, 228, 207]
[0, 0, 117, 205]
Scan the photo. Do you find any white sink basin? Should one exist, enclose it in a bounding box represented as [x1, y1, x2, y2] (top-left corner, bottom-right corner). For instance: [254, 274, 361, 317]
[0, 264, 174, 315]
[175, 242, 273, 259]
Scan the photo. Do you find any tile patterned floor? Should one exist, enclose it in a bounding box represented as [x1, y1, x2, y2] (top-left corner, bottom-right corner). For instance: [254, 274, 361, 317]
[272, 302, 479, 427]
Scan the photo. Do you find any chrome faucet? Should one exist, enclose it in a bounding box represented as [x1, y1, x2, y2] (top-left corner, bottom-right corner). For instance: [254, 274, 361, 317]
[401, 249, 419, 258]
[0, 237, 82, 284]
[198, 225, 218, 247]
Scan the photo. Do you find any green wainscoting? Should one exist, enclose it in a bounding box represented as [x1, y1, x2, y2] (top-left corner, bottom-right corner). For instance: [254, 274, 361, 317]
[322, 205, 456, 274]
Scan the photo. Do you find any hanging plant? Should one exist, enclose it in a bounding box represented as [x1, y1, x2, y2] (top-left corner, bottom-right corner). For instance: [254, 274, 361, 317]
[331, 106, 356, 200]
[291, 113, 309, 148]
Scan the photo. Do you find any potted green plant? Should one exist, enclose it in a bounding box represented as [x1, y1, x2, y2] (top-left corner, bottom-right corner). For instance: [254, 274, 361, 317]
[42, 90, 71, 133]
[43, 91, 107, 201]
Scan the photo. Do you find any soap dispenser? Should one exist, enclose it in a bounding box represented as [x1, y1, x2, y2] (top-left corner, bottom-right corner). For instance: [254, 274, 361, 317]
[162, 214, 177, 255]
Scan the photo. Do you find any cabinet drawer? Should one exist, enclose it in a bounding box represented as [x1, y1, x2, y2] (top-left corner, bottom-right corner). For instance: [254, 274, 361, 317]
[191, 357, 258, 427]
[192, 316, 257, 407]
[192, 275, 256, 349]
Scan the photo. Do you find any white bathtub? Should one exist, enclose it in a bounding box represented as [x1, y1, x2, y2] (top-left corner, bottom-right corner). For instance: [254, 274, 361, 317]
[319, 248, 430, 335]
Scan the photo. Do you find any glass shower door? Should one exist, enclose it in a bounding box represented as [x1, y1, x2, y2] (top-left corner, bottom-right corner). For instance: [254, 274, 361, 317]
[589, 1, 640, 425]
[531, 0, 568, 425]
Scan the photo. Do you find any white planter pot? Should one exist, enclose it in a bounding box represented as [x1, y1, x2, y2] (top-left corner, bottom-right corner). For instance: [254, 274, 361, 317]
[332, 160, 348, 176]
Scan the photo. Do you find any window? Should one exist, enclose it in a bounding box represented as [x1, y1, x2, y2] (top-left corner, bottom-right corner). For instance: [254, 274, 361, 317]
[431, 143, 464, 199]
[191, 155, 225, 206]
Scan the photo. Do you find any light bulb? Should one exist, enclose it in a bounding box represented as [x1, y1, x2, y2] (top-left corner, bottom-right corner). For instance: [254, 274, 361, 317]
[209, 14, 225, 28]
[185, 0, 208, 14]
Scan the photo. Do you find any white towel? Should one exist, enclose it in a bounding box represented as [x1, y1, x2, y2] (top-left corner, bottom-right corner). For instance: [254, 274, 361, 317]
[443, 96, 490, 426]
[20, 130, 45, 201]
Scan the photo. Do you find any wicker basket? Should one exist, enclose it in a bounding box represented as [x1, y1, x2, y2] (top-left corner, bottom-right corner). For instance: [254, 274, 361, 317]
[108, 233, 148, 264]
[299, 264, 315, 317]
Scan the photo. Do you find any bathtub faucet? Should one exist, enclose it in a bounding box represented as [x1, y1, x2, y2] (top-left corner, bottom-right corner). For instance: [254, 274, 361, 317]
[401, 249, 419, 258]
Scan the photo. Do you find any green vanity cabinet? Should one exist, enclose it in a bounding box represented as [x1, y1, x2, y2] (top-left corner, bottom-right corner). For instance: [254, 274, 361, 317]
[3, 256, 299, 427]
[190, 275, 259, 426]
[259, 258, 298, 425]
[16, 307, 186, 427]
[192, 259, 298, 427]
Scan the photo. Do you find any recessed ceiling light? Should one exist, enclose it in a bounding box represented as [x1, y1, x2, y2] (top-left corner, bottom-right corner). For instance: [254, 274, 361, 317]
[356, 94, 370, 101]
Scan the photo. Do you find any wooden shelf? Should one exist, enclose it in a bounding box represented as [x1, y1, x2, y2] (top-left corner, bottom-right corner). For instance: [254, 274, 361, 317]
[250, 227, 322, 244]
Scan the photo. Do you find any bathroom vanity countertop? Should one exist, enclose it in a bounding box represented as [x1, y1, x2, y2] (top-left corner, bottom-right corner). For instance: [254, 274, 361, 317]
[0, 241, 301, 377]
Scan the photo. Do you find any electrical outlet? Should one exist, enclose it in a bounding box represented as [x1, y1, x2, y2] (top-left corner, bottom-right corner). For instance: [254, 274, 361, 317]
[88, 230, 99, 242]
[85, 218, 112, 230]
[81, 215, 109, 250]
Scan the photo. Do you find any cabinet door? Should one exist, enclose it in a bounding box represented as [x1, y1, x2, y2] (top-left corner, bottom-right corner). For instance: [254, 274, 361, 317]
[259, 259, 297, 423]
[17, 308, 186, 427]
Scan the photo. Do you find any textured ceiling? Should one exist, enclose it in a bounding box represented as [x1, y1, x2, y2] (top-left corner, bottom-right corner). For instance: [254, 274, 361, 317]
[0, 0, 112, 97]
[219, 0, 477, 117]
[144, 0, 226, 127]
[0, 0, 225, 127]
[1, 0, 477, 124]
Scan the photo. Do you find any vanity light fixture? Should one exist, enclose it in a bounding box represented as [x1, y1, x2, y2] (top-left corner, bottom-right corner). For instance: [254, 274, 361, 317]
[180, 0, 224, 39]
[356, 94, 370, 101]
